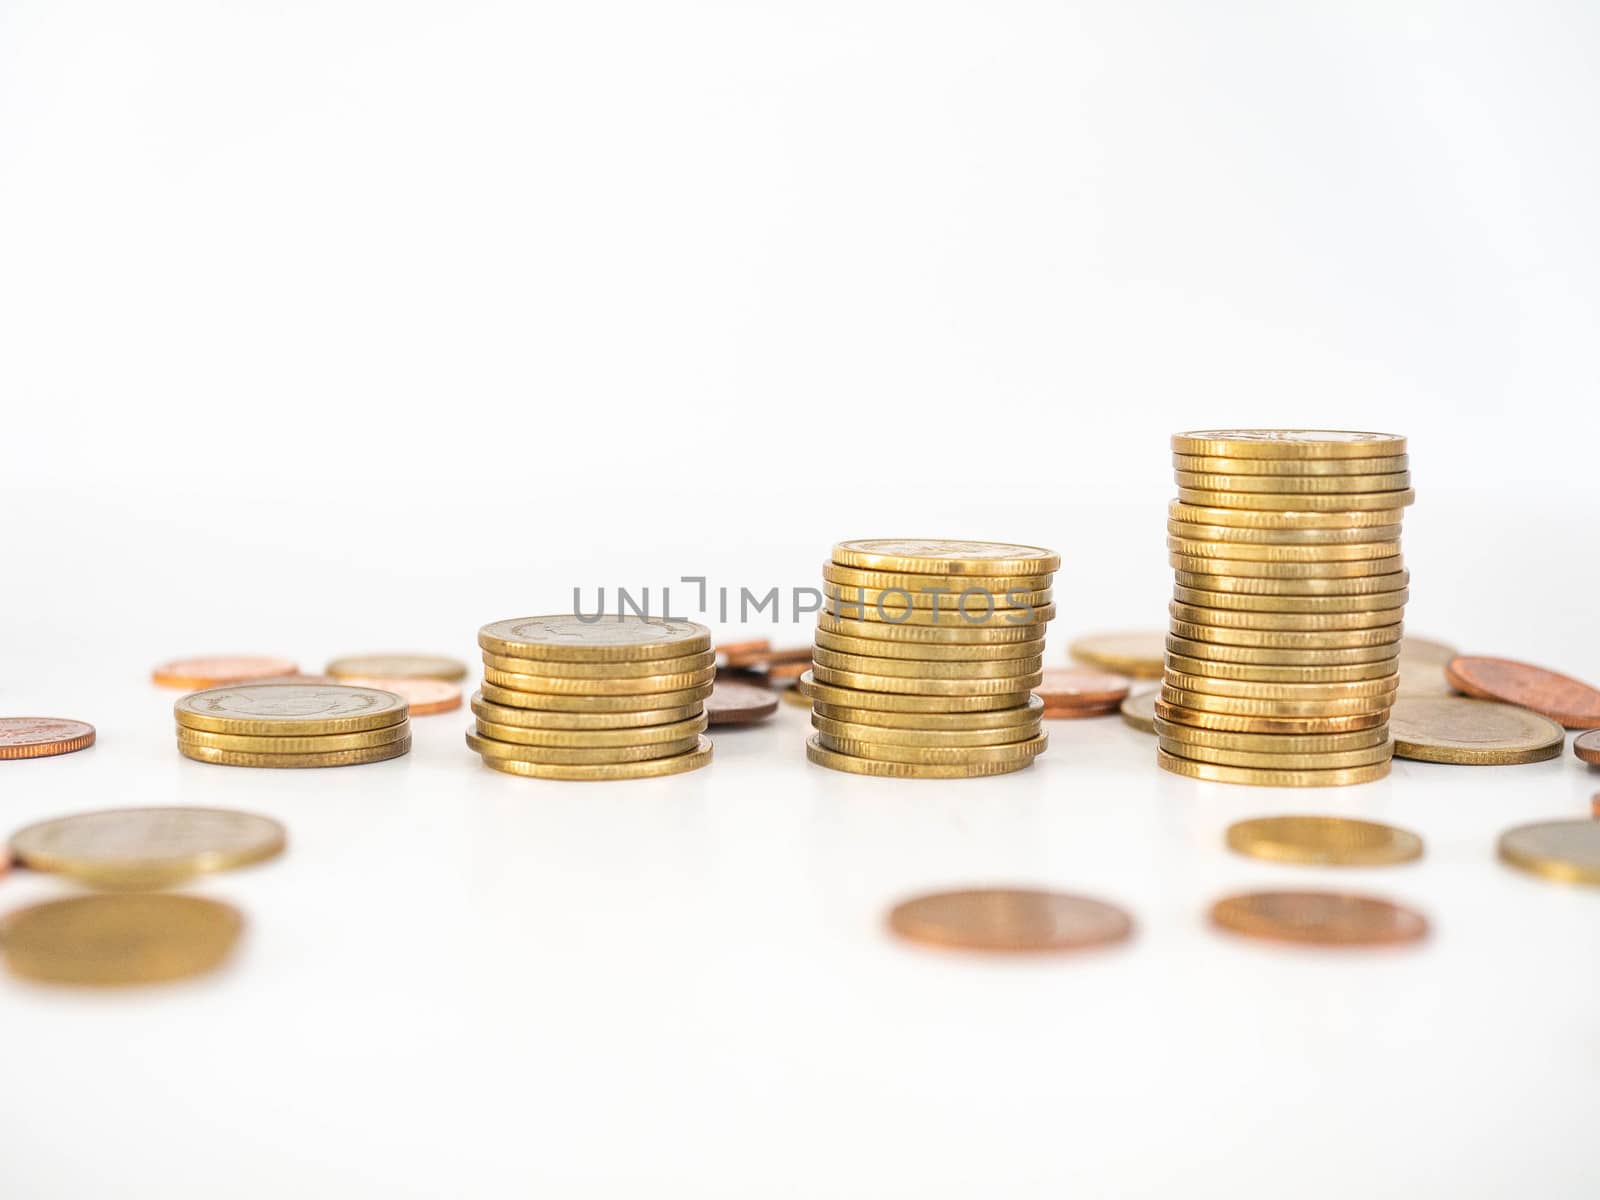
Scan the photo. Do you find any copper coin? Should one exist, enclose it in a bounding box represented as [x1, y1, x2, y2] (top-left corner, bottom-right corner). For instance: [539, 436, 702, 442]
[1041, 702, 1123, 720]
[1035, 667, 1131, 708]
[767, 659, 811, 682]
[331, 676, 463, 716]
[0, 718, 97, 760]
[1210, 891, 1428, 947]
[727, 644, 813, 671]
[716, 638, 770, 665]
[1575, 729, 1600, 766]
[888, 888, 1134, 953]
[1444, 656, 1600, 729]
[705, 678, 779, 726]
[151, 656, 299, 690]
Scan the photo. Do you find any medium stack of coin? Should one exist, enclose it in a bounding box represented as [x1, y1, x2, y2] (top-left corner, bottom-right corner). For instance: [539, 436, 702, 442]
[469, 615, 714, 780]
[805, 539, 1059, 777]
[175, 682, 411, 767]
[1157, 430, 1413, 786]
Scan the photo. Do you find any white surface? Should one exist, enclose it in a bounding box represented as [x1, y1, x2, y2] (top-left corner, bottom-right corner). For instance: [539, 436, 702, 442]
[3, 1, 1600, 1195]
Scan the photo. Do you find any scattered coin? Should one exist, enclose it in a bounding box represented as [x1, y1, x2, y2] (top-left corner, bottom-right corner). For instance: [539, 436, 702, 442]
[0, 717, 96, 761]
[329, 676, 462, 716]
[704, 678, 779, 726]
[1119, 690, 1158, 733]
[1575, 730, 1600, 766]
[0, 893, 243, 985]
[1224, 816, 1422, 866]
[151, 656, 299, 690]
[326, 654, 467, 682]
[1498, 819, 1600, 886]
[9, 807, 286, 889]
[715, 638, 770, 664]
[886, 888, 1133, 953]
[1036, 667, 1130, 718]
[1396, 636, 1459, 696]
[1445, 656, 1600, 729]
[1209, 890, 1427, 946]
[1388, 696, 1565, 765]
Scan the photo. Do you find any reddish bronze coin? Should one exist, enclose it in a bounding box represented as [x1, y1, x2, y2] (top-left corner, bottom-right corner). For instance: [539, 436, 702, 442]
[716, 639, 770, 666]
[1041, 702, 1123, 720]
[152, 656, 299, 690]
[705, 678, 779, 726]
[1575, 729, 1600, 766]
[1210, 891, 1428, 947]
[1444, 656, 1600, 730]
[0, 718, 97, 761]
[766, 659, 811, 682]
[332, 676, 463, 716]
[888, 888, 1134, 953]
[1036, 667, 1131, 708]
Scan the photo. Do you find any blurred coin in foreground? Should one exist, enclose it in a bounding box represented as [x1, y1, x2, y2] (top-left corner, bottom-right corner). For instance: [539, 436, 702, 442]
[887, 888, 1133, 952]
[1225, 815, 1422, 866]
[1498, 819, 1600, 886]
[1, 894, 243, 986]
[10, 807, 285, 889]
[1209, 891, 1427, 946]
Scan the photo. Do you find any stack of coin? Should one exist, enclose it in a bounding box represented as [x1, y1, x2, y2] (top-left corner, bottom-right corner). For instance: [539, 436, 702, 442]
[469, 615, 714, 780]
[1157, 430, 1412, 786]
[805, 539, 1059, 778]
[175, 682, 411, 767]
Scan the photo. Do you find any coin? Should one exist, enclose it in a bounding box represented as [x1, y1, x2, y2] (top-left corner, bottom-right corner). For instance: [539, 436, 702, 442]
[1169, 554, 1402, 579]
[812, 695, 1045, 731]
[720, 644, 812, 670]
[175, 683, 407, 736]
[151, 656, 299, 690]
[811, 647, 1044, 680]
[467, 729, 701, 764]
[1171, 429, 1407, 459]
[810, 664, 1043, 696]
[176, 722, 412, 754]
[1155, 699, 1386, 736]
[474, 712, 707, 746]
[1576, 730, 1600, 765]
[326, 654, 467, 682]
[816, 731, 1047, 765]
[1388, 696, 1565, 764]
[824, 582, 1055, 610]
[704, 679, 779, 726]
[1497, 819, 1600, 886]
[1169, 601, 1404, 631]
[822, 598, 1056, 627]
[830, 539, 1061, 576]
[811, 713, 1042, 748]
[1168, 520, 1405, 546]
[482, 649, 718, 678]
[179, 737, 411, 768]
[10, 807, 285, 889]
[818, 612, 1046, 644]
[482, 663, 717, 696]
[1119, 690, 1158, 733]
[1168, 621, 1402, 651]
[822, 562, 1053, 593]
[804, 734, 1036, 778]
[715, 639, 771, 666]
[886, 889, 1133, 952]
[471, 692, 703, 730]
[1161, 686, 1389, 718]
[1035, 667, 1130, 707]
[476, 680, 713, 712]
[1163, 671, 1397, 702]
[1171, 585, 1410, 614]
[1168, 537, 1403, 563]
[1209, 891, 1426, 946]
[1224, 815, 1422, 865]
[1166, 635, 1399, 667]
[1174, 569, 1410, 596]
[814, 628, 1045, 662]
[1173, 471, 1411, 495]
[1157, 747, 1390, 785]
[1067, 630, 1166, 678]
[1170, 501, 1403, 531]
[1176, 487, 1414, 512]
[0, 894, 244, 986]
[478, 736, 713, 781]
[1153, 717, 1389, 754]
[0, 717, 96, 760]
[329, 676, 462, 716]
[1395, 636, 1460, 697]
[478, 615, 711, 662]
[1172, 453, 1409, 476]
[1164, 651, 1397, 684]
[1444, 656, 1600, 729]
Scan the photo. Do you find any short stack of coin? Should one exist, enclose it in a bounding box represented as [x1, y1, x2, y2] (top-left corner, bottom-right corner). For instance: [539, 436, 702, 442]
[805, 539, 1059, 778]
[1157, 430, 1412, 786]
[175, 682, 412, 767]
[469, 615, 714, 780]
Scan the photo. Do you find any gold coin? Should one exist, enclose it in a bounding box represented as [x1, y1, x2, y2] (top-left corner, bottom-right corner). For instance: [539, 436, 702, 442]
[1174, 568, 1410, 596]
[1161, 685, 1390, 718]
[1168, 519, 1404, 546]
[830, 538, 1061, 576]
[1167, 537, 1402, 563]
[1169, 601, 1404, 633]
[821, 562, 1053, 593]
[175, 683, 409, 736]
[467, 729, 702, 764]
[1169, 553, 1402, 579]
[1119, 690, 1158, 733]
[822, 582, 1055, 610]
[1209, 890, 1427, 945]
[810, 663, 1042, 697]
[810, 712, 1042, 748]
[175, 722, 411, 754]
[1396, 637, 1461, 697]
[1153, 717, 1389, 754]
[1389, 696, 1565, 764]
[479, 736, 713, 781]
[805, 734, 1036, 778]
[325, 654, 467, 682]
[1172, 453, 1409, 476]
[470, 692, 702, 729]
[823, 598, 1056, 627]
[1175, 486, 1415, 512]
[0, 894, 243, 986]
[811, 695, 1044, 730]
[1171, 429, 1407, 458]
[1166, 635, 1399, 666]
[1498, 819, 1600, 886]
[817, 612, 1047, 645]
[477, 680, 713, 712]
[1173, 470, 1411, 494]
[1067, 630, 1167, 678]
[1155, 698, 1387, 735]
[480, 649, 718, 678]
[816, 730, 1047, 765]
[1160, 737, 1393, 770]
[1168, 620, 1402, 651]
[1157, 747, 1391, 786]
[1164, 651, 1399, 684]
[801, 674, 1034, 713]
[9, 807, 285, 890]
[811, 646, 1043, 680]
[482, 663, 716, 696]
[473, 712, 707, 747]
[814, 628, 1045, 662]
[1171, 584, 1409, 614]
[1163, 670, 1397, 702]
[886, 888, 1133, 952]
[1169, 501, 1404, 531]
[178, 736, 411, 768]
[477, 615, 711, 663]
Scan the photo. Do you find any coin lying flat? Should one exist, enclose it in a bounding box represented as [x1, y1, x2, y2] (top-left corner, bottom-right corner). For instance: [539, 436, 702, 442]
[816, 731, 1047, 766]
[1174, 569, 1410, 597]
[1445, 656, 1600, 729]
[9, 807, 286, 889]
[470, 692, 702, 731]
[1388, 696, 1565, 765]
[830, 539, 1061, 576]
[475, 712, 707, 747]
[1158, 747, 1390, 786]
[704, 678, 779, 726]
[151, 656, 299, 689]
[1170, 501, 1403, 532]
[810, 664, 1042, 697]
[1165, 652, 1396, 685]
[1119, 690, 1158, 733]
[1225, 816, 1422, 866]
[805, 734, 1037, 778]
[467, 729, 701, 765]
[1162, 738, 1393, 771]
[814, 628, 1045, 662]
[1173, 585, 1410, 615]
[811, 712, 1042, 748]
[176, 722, 412, 754]
[481, 649, 718, 678]
[479, 736, 713, 781]
[1067, 630, 1166, 678]
[175, 683, 408, 736]
[811, 646, 1043, 680]
[1396, 636, 1461, 696]
[1153, 717, 1388, 755]
[1156, 699, 1387, 736]
[1171, 429, 1408, 459]
[478, 615, 711, 663]
[1209, 891, 1427, 946]
[1036, 667, 1130, 707]
[822, 562, 1053, 594]
[178, 737, 411, 768]
[0, 894, 244, 985]
[817, 612, 1045, 645]
[477, 680, 713, 712]
[329, 676, 462, 716]
[801, 671, 1031, 713]
[1173, 470, 1411, 495]
[811, 696, 1045, 732]
[1172, 453, 1410, 477]
[326, 654, 467, 682]
[0, 718, 96, 760]
[482, 663, 717, 696]
[1575, 730, 1600, 766]
[887, 888, 1133, 952]
[1497, 819, 1600, 886]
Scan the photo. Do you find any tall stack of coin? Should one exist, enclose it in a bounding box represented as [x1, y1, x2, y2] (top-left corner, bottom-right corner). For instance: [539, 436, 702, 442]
[805, 539, 1059, 778]
[1157, 430, 1412, 786]
[469, 615, 714, 780]
[175, 682, 411, 767]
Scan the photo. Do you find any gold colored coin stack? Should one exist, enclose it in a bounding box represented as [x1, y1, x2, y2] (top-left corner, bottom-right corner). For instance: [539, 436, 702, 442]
[804, 539, 1060, 778]
[175, 682, 412, 767]
[469, 615, 715, 780]
[1157, 430, 1413, 786]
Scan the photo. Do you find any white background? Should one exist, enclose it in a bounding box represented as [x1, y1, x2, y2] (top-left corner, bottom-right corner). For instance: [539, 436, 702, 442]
[2, 2, 1599, 1196]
